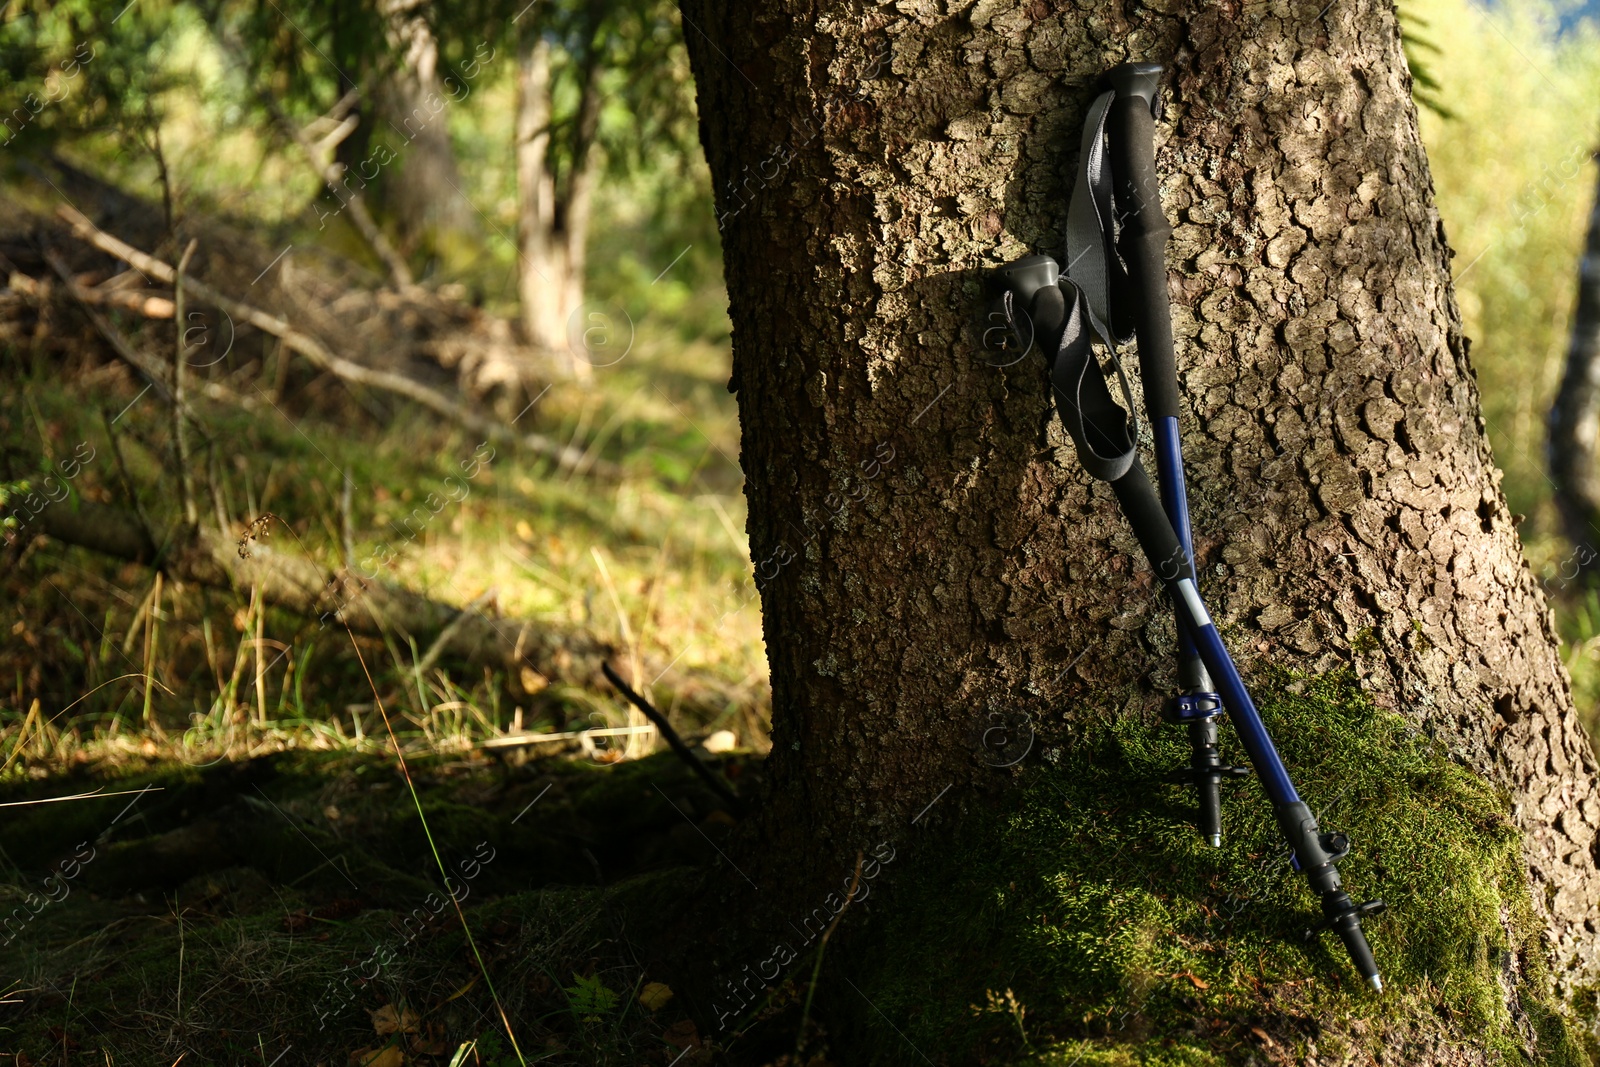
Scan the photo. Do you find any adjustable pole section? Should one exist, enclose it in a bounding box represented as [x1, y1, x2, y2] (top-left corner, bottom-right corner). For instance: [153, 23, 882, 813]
[1109, 463, 1385, 993]
[1102, 63, 1245, 846]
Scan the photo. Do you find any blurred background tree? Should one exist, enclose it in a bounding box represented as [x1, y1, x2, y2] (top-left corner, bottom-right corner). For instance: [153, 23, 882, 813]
[1, 0, 711, 363]
[1404, 0, 1600, 720]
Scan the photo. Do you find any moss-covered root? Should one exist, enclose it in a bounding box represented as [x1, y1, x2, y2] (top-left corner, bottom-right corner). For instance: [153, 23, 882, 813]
[845, 669, 1599, 1066]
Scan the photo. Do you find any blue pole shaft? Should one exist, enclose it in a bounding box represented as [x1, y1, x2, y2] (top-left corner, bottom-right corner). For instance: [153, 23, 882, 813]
[1153, 416, 1204, 671]
[1172, 578, 1300, 806]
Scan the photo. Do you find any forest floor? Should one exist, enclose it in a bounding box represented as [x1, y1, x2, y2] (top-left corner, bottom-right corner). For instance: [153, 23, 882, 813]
[0, 174, 783, 1065]
[0, 745, 747, 1066]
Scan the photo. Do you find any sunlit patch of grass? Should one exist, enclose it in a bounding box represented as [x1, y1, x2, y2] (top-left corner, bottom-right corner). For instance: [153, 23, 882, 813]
[0, 305, 765, 777]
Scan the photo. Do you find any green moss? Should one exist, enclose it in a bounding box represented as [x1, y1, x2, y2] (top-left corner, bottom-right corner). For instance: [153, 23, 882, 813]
[1033, 1044, 1225, 1066]
[0, 762, 205, 868]
[846, 669, 1593, 1066]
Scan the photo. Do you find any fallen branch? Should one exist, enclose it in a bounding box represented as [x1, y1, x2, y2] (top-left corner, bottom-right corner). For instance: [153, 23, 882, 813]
[602, 662, 744, 814]
[39, 249, 259, 416]
[55, 206, 616, 478]
[480, 724, 656, 750]
[5, 267, 172, 317]
[42, 249, 176, 409]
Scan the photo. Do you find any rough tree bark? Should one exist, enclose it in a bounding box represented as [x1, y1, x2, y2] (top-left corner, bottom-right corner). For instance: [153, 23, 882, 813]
[678, 0, 1600, 1059]
[1550, 153, 1600, 579]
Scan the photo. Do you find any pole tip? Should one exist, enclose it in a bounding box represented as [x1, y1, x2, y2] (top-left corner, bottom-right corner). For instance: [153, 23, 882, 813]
[1207, 834, 1222, 847]
[1368, 974, 1384, 994]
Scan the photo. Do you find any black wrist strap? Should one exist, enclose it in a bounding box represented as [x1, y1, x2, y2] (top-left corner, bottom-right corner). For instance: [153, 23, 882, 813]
[1003, 281, 1140, 483]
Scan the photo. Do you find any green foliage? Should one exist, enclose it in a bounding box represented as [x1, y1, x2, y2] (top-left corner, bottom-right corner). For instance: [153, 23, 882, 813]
[845, 669, 1595, 1065]
[0, 478, 22, 539]
[2, 0, 707, 307]
[564, 971, 621, 1023]
[1396, 4, 1455, 120]
[1405, 0, 1600, 519]
[1403, 0, 1600, 736]
[429, 0, 698, 172]
[461, 1031, 523, 1067]
[0, 0, 196, 157]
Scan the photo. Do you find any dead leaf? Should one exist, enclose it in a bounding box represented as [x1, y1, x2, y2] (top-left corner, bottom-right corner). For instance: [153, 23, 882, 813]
[1180, 971, 1210, 990]
[440, 976, 478, 1004]
[638, 981, 674, 1011]
[1250, 1026, 1277, 1048]
[407, 1031, 448, 1057]
[370, 1003, 420, 1036]
[662, 1018, 701, 1049]
[519, 666, 549, 694]
[348, 1047, 405, 1067]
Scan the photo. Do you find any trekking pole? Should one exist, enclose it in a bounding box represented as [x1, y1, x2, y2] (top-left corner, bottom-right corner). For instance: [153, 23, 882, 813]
[993, 261, 1387, 991]
[1102, 63, 1246, 846]
[992, 205, 1386, 996]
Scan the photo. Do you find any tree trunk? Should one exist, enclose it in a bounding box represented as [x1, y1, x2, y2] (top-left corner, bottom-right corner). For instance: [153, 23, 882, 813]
[373, 0, 478, 269]
[678, 0, 1600, 1060]
[1549, 154, 1600, 581]
[559, 49, 607, 363]
[515, 32, 569, 372]
[515, 18, 606, 381]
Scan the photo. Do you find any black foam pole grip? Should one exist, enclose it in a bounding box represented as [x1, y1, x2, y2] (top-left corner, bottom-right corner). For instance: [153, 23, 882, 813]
[1198, 774, 1223, 841]
[1107, 81, 1181, 422]
[1108, 462, 1187, 584]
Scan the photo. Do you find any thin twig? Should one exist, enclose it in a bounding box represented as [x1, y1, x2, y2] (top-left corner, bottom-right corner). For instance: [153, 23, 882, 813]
[100, 406, 159, 550]
[796, 852, 864, 1058]
[0, 786, 166, 809]
[144, 101, 174, 232]
[207, 440, 230, 535]
[43, 248, 254, 420]
[341, 625, 529, 1067]
[262, 94, 413, 288]
[601, 662, 745, 815]
[46, 248, 176, 409]
[173, 238, 199, 525]
[339, 468, 355, 571]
